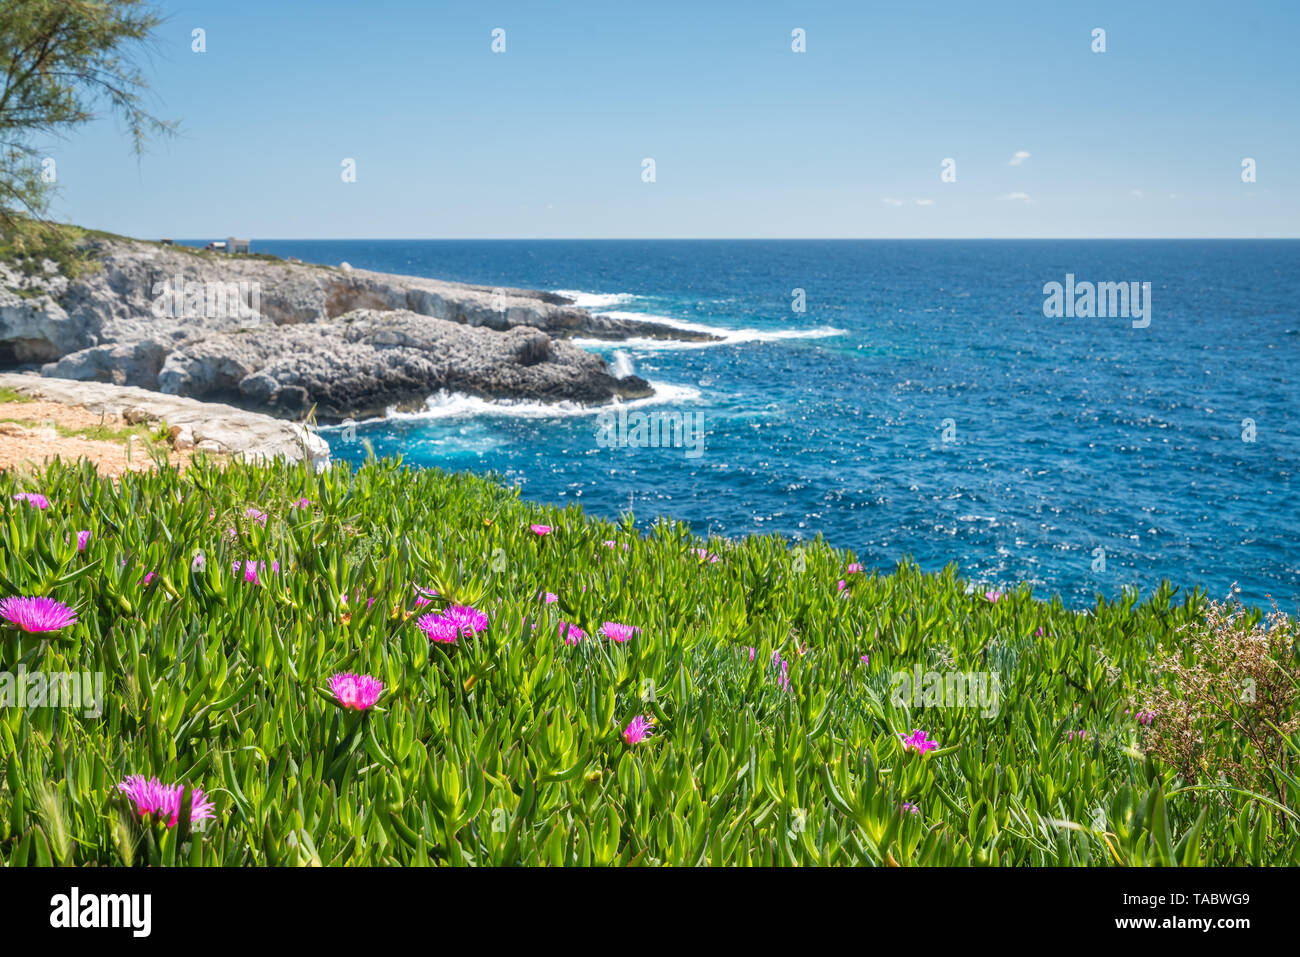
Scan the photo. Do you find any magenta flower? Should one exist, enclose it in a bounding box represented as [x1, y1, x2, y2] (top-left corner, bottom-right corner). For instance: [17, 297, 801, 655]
[140, 571, 155, 586]
[1135, 709, 1156, 726]
[559, 622, 586, 645]
[413, 585, 439, 609]
[539, 591, 559, 604]
[117, 775, 215, 829]
[76, 530, 91, 553]
[290, 497, 311, 510]
[846, 562, 864, 574]
[747, 646, 756, 661]
[328, 672, 384, 711]
[244, 507, 269, 526]
[901, 802, 920, 816]
[1034, 627, 1045, 637]
[600, 621, 639, 643]
[690, 548, 720, 564]
[860, 653, 869, 665]
[417, 613, 460, 644]
[1067, 729, 1089, 742]
[530, 524, 552, 536]
[623, 715, 654, 746]
[439, 604, 489, 638]
[12, 492, 49, 510]
[603, 540, 630, 552]
[837, 578, 848, 593]
[233, 559, 279, 585]
[0, 596, 78, 633]
[900, 729, 939, 755]
[984, 589, 1003, 603]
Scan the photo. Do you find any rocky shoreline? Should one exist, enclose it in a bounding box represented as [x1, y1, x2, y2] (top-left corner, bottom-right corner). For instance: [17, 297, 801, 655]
[0, 236, 715, 422]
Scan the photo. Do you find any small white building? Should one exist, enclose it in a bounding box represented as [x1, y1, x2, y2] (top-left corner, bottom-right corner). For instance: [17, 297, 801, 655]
[227, 237, 251, 254]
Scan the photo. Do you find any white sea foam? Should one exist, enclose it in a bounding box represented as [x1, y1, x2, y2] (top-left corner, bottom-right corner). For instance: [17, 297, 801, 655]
[576, 310, 846, 351]
[553, 289, 636, 309]
[326, 380, 705, 428]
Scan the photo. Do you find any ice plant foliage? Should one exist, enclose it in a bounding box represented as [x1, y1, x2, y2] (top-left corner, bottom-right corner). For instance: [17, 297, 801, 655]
[117, 775, 216, 829]
[0, 595, 78, 633]
[2, 456, 1288, 867]
[328, 672, 384, 711]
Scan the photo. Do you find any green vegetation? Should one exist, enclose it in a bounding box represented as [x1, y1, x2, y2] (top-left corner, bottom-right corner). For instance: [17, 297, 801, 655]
[0, 387, 34, 404]
[0, 456, 1296, 866]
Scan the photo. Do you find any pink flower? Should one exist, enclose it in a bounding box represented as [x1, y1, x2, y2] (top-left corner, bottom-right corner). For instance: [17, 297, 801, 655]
[290, 498, 311, 510]
[901, 802, 920, 816]
[328, 672, 384, 711]
[860, 653, 869, 665]
[1067, 729, 1088, 742]
[439, 604, 489, 638]
[117, 775, 215, 829]
[846, 563, 864, 574]
[233, 559, 279, 584]
[244, 507, 269, 526]
[530, 524, 552, 536]
[1135, 709, 1156, 726]
[690, 548, 720, 563]
[747, 647, 756, 661]
[984, 589, 1003, 603]
[600, 621, 639, 643]
[0, 596, 78, 633]
[539, 590, 559, 604]
[603, 540, 629, 552]
[1035, 627, 1045, 637]
[837, 579, 848, 593]
[900, 729, 939, 755]
[623, 715, 654, 746]
[140, 571, 155, 586]
[417, 613, 460, 643]
[75, 530, 91, 552]
[12, 492, 49, 510]
[559, 622, 586, 645]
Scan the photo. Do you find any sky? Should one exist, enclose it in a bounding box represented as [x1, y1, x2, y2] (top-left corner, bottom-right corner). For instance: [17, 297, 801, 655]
[41, 0, 1300, 239]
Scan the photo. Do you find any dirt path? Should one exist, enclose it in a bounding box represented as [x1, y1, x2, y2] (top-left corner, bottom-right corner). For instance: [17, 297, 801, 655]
[0, 398, 191, 477]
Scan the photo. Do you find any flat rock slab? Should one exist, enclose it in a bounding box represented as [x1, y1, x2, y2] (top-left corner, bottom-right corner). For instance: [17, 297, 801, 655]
[0, 372, 330, 466]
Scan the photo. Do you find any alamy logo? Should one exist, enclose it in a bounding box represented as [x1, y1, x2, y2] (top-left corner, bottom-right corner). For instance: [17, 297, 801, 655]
[50, 887, 151, 937]
[1042, 274, 1151, 328]
[0, 667, 102, 717]
[595, 408, 705, 458]
[890, 664, 1001, 718]
[151, 275, 261, 322]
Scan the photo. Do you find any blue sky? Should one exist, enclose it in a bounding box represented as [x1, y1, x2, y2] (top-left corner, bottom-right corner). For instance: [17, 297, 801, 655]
[43, 0, 1299, 238]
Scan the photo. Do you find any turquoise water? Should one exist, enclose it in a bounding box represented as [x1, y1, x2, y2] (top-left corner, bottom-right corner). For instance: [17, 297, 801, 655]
[242, 239, 1299, 609]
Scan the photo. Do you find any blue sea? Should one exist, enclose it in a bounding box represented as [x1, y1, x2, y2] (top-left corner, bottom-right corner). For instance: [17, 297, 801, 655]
[246, 239, 1300, 610]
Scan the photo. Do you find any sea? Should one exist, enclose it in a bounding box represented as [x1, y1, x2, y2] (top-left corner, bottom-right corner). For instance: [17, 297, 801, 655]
[232, 239, 1299, 610]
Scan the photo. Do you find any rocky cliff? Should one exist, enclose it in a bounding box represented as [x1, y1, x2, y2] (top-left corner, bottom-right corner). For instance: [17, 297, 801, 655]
[0, 237, 711, 421]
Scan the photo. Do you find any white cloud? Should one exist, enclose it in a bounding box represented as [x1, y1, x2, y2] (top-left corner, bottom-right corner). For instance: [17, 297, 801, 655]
[1009, 150, 1031, 166]
[1130, 189, 1144, 198]
[914, 198, 935, 206]
[881, 197, 905, 207]
[998, 192, 1032, 202]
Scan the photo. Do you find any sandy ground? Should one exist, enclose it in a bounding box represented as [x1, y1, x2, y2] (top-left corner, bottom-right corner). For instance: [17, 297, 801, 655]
[0, 399, 191, 477]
